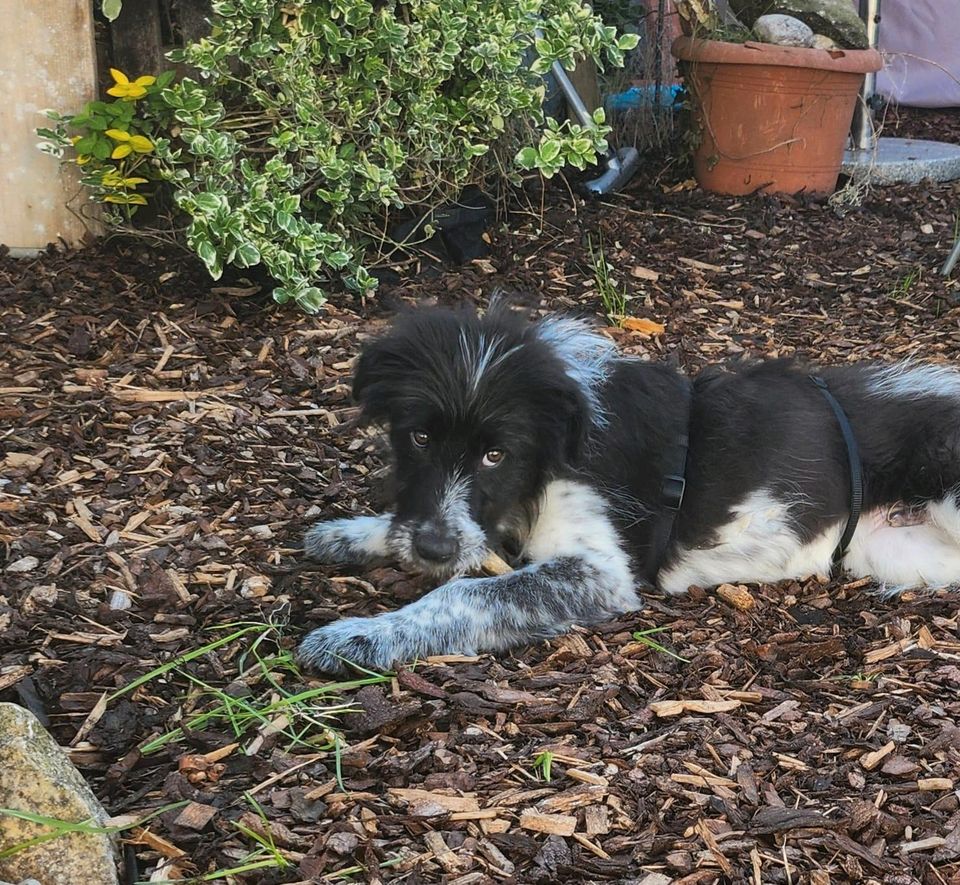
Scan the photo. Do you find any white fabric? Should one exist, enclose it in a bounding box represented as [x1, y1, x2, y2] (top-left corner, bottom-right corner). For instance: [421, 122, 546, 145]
[876, 1, 960, 107]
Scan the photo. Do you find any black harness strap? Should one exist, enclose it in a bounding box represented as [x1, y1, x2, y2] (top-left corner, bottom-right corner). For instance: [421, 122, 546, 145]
[647, 375, 864, 582]
[810, 375, 864, 568]
[646, 433, 690, 583]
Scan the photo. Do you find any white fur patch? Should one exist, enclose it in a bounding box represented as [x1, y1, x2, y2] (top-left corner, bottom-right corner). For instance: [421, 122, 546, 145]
[661, 489, 960, 594]
[659, 490, 842, 594]
[524, 479, 639, 610]
[535, 317, 618, 423]
[867, 362, 960, 400]
[458, 330, 520, 395]
[844, 496, 960, 591]
[436, 473, 487, 570]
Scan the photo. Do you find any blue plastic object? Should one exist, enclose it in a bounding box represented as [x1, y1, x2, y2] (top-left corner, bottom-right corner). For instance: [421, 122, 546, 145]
[605, 83, 683, 112]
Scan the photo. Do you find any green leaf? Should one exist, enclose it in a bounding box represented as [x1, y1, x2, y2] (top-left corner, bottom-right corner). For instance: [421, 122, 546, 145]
[515, 146, 538, 169]
[193, 192, 223, 213]
[102, 0, 122, 21]
[295, 286, 327, 313]
[539, 138, 562, 164]
[275, 211, 297, 235]
[235, 242, 261, 267]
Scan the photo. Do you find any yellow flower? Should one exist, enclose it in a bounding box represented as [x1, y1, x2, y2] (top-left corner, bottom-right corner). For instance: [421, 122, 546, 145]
[106, 68, 157, 100]
[105, 129, 154, 159]
[103, 193, 148, 205]
[101, 171, 148, 188]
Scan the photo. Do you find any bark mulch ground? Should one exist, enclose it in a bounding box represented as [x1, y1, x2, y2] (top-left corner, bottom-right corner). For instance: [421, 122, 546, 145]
[3, 108, 960, 884]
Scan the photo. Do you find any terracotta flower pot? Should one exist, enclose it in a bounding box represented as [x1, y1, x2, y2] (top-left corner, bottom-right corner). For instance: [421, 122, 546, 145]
[671, 36, 883, 195]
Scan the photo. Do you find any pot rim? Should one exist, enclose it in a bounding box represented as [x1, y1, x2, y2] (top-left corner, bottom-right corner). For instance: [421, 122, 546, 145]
[671, 35, 883, 74]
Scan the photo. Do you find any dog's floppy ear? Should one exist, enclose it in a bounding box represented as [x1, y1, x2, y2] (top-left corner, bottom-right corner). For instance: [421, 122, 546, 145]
[352, 338, 400, 424]
[536, 376, 590, 468]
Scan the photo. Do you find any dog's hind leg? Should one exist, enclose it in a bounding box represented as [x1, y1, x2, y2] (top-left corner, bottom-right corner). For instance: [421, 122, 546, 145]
[843, 502, 960, 591]
[303, 513, 394, 565]
[296, 553, 641, 674]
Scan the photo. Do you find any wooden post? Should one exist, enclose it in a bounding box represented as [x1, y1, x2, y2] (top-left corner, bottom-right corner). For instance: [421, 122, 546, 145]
[109, 0, 165, 78]
[0, 1, 102, 254]
[567, 3, 602, 119]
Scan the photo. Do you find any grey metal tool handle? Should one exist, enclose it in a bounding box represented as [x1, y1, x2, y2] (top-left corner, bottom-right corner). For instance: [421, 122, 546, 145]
[533, 28, 595, 128]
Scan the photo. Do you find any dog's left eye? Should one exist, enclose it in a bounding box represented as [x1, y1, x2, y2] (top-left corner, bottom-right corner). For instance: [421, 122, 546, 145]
[411, 430, 430, 448]
[482, 448, 505, 468]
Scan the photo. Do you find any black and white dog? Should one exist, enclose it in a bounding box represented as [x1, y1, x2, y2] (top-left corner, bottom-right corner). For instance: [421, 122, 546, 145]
[298, 305, 960, 673]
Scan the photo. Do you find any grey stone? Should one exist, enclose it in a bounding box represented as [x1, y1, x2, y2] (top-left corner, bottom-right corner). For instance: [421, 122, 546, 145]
[754, 14, 815, 47]
[811, 32, 841, 50]
[842, 138, 960, 185]
[0, 703, 119, 885]
[731, 0, 868, 48]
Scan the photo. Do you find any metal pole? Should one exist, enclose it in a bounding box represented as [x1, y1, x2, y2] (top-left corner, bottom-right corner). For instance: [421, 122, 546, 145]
[850, 0, 881, 151]
[942, 236, 960, 276]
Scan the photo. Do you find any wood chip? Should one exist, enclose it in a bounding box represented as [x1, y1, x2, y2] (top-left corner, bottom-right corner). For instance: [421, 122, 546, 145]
[173, 801, 218, 831]
[631, 265, 661, 281]
[4, 452, 43, 471]
[860, 741, 896, 771]
[389, 788, 479, 813]
[128, 827, 186, 858]
[679, 256, 725, 272]
[584, 804, 610, 835]
[864, 639, 912, 664]
[566, 768, 608, 787]
[716, 583, 755, 610]
[620, 316, 666, 336]
[538, 784, 606, 814]
[424, 830, 461, 872]
[649, 699, 741, 717]
[70, 497, 102, 542]
[519, 810, 577, 836]
[571, 832, 611, 859]
[696, 818, 733, 875]
[900, 836, 945, 854]
[917, 777, 954, 791]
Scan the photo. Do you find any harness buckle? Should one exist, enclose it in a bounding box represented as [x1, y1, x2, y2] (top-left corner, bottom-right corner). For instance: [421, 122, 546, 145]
[661, 474, 686, 512]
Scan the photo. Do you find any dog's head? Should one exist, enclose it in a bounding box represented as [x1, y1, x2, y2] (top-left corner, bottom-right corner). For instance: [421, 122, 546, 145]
[353, 305, 611, 574]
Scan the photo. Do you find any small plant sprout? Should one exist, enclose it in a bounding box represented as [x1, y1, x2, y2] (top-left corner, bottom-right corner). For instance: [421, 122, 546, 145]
[632, 626, 691, 662]
[889, 267, 922, 301]
[587, 233, 630, 326]
[533, 750, 555, 781]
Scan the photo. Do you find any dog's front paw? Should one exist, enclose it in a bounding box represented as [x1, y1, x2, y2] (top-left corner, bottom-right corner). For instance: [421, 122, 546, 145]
[297, 616, 399, 675]
[303, 521, 348, 564]
[303, 515, 392, 565]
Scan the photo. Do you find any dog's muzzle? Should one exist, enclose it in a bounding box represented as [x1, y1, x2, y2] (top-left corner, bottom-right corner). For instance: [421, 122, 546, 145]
[412, 524, 460, 566]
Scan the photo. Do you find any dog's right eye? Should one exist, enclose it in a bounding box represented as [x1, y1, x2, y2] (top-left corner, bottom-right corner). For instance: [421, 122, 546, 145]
[411, 430, 430, 448]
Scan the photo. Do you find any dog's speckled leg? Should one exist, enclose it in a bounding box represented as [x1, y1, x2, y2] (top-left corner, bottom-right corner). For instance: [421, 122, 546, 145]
[297, 555, 641, 674]
[303, 514, 394, 565]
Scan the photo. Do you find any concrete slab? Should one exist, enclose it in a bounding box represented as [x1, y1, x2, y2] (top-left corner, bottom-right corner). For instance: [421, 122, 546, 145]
[842, 137, 960, 184]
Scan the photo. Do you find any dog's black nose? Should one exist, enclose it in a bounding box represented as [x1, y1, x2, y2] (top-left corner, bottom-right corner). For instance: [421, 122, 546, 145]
[413, 528, 459, 564]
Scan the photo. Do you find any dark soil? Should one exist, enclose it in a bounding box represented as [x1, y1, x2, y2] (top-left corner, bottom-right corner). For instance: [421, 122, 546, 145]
[3, 107, 960, 884]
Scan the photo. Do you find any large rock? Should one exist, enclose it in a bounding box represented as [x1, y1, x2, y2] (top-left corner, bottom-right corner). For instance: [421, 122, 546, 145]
[754, 14, 815, 47]
[0, 704, 119, 885]
[729, 0, 868, 48]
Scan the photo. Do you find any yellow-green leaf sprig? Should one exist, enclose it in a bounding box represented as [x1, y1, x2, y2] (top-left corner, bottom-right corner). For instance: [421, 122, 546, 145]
[38, 67, 174, 217]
